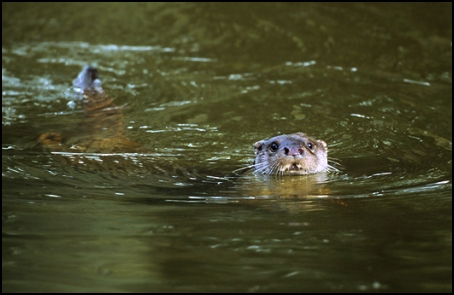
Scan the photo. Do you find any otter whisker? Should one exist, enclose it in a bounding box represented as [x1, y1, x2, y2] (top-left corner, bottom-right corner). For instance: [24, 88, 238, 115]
[326, 164, 340, 173]
[251, 162, 270, 175]
[261, 163, 275, 175]
[264, 161, 278, 176]
[328, 158, 341, 166]
[233, 164, 256, 174]
[273, 163, 283, 178]
[267, 161, 279, 174]
[234, 160, 275, 175]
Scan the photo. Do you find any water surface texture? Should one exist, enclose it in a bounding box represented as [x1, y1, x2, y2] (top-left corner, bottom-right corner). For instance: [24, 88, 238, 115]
[2, 3, 452, 292]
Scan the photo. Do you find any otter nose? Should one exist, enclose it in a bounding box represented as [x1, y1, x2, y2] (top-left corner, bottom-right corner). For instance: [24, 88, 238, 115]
[284, 146, 304, 156]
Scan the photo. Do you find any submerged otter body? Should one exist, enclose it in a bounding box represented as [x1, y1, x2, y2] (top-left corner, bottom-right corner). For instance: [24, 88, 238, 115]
[249, 133, 329, 175]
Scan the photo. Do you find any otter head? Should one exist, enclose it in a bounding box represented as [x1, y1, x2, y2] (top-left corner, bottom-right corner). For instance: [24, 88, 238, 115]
[73, 66, 102, 92]
[252, 132, 328, 175]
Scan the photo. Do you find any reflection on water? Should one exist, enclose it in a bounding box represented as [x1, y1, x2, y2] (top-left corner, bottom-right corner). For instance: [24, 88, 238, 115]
[2, 3, 452, 292]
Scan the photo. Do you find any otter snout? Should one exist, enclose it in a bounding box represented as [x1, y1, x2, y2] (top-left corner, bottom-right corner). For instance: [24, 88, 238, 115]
[283, 146, 304, 157]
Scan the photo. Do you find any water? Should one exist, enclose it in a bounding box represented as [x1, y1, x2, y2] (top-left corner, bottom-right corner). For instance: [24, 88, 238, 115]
[2, 3, 452, 292]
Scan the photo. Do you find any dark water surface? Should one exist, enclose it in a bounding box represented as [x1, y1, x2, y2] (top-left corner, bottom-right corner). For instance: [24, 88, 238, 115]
[2, 3, 452, 292]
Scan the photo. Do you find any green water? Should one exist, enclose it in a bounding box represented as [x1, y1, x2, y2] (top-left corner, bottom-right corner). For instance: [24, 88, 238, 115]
[2, 3, 452, 292]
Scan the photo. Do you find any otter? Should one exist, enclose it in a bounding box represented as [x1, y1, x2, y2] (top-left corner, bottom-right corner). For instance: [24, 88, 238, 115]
[236, 133, 331, 176]
[39, 66, 334, 178]
[39, 66, 138, 153]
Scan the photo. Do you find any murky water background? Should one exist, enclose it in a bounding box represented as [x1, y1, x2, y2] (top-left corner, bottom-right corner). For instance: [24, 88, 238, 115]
[2, 3, 452, 292]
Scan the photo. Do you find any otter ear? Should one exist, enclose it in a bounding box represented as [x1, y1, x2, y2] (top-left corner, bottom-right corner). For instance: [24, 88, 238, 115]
[253, 140, 264, 154]
[317, 140, 327, 149]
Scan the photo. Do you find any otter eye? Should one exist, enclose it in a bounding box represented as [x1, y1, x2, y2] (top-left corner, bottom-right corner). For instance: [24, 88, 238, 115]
[307, 142, 314, 149]
[270, 142, 279, 152]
